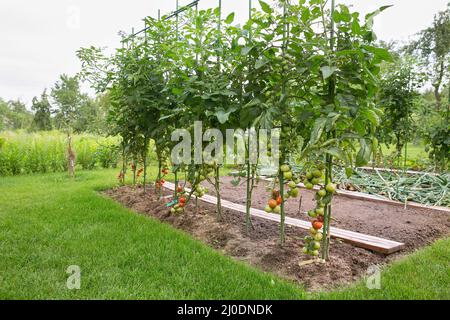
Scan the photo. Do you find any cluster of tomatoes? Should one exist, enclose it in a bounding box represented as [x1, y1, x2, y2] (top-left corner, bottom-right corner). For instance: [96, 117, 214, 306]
[302, 167, 337, 257]
[117, 163, 145, 182]
[187, 164, 214, 198]
[265, 189, 282, 214]
[281, 164, 301, 198]
[155, 167, 169, 190]
[264, 164, 301, 215]
[170, 185, 187, 215]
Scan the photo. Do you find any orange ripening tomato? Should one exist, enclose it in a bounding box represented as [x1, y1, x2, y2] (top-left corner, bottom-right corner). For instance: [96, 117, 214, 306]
[177, 186, 184, 193]
[312, 221, 323, 230]
[179, 197, 186, 204]
[268, 199, 278, 209]
[178, 202, 185, 208]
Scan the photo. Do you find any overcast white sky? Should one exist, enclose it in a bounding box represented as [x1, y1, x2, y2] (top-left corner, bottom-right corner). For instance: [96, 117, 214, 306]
[0, 0, 448, 106]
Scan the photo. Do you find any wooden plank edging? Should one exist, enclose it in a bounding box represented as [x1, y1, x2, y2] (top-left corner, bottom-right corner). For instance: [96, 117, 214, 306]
[259, 177, 450, 214]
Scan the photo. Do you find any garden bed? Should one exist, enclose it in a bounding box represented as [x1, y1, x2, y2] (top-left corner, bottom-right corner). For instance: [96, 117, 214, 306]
[105, 177, 450, 291]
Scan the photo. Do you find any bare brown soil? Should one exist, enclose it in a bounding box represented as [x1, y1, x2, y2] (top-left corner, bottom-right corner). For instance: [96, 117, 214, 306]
[104, 176, 450, 291]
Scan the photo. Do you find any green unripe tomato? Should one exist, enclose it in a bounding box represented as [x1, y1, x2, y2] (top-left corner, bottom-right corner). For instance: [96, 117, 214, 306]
[288, 181, 297, 189]
[315, 208, 324, 216]
[314, 232, 323, 241]
[306, 172, 313, 180]
[264, 205, 273, 213]
[308, 210, 317, 218]
[311, 178, 320, 185]
[318, 189, 327, 197]
[290, 188, 299, 198]
[305, 183, 314, 190]
[273, 206, 281, 214]
[280, 164, 290, 172]
[326, 183, 337, 194]
[309, 227, 318, 235]
[302, 247, 309, 254]
[312, 250, 320, 257]
[283, 171, 293, 180]
[313, 241, 321, 250]
[313, 170, 322, 178]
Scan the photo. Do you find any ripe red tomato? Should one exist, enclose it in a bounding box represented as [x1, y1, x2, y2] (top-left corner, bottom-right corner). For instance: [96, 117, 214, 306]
[179, 197, 186, 204]
[277, 196, 282, 205]
[160, 179, 165, 185]
[312, 221, 323, 230]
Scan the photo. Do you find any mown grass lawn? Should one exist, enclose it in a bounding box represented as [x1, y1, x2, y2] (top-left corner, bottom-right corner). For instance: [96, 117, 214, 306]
[0, 169, 448, 300]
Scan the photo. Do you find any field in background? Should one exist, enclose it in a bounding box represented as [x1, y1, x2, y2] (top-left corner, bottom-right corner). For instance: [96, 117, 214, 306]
[0, 131, 121, 176]
[379, 143, 431, 170]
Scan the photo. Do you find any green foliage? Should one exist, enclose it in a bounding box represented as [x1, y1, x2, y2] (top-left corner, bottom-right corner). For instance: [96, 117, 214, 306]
[407, 3, 450, 110]
[0, 98, 33, 131]
[425, 120, 450, 170]
[31, 90, 52, 131]
[51, 74, 84, 131]
[0, 131, 122, 176]
[377, 55, 423, 153]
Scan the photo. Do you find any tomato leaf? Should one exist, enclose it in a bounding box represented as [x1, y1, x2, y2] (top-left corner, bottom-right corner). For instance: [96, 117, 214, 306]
[321, 66, 337, 80]
[309, 117, 327, 146]
[365, 5, 392, 29]
[225, 13, 235, 24]
[255, 57, 269, 69]
[259, 1, 272, 14]
[356, 139, 372, 166]
[215, 108, 237, 124]
[324, 147, 346, 161]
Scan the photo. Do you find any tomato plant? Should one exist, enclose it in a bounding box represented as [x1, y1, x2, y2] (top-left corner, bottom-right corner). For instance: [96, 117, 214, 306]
[79, 0, 391, 262]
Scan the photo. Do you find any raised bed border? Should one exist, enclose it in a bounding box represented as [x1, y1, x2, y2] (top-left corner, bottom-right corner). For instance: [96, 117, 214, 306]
[164, 182, 405, 254]
[256, 176, 450, 214]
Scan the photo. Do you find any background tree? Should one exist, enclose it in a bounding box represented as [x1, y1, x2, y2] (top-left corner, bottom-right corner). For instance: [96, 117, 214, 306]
[31, 90, 52, 131]
[51, 74, 84, 177]
[0, 98, 33, 131]
[7, 100, 33, 130]
[377, 55, 424, 168]
[0, 98, 10, 131]
[408, 3, 450, 111]
[51, 74, 84, 131]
